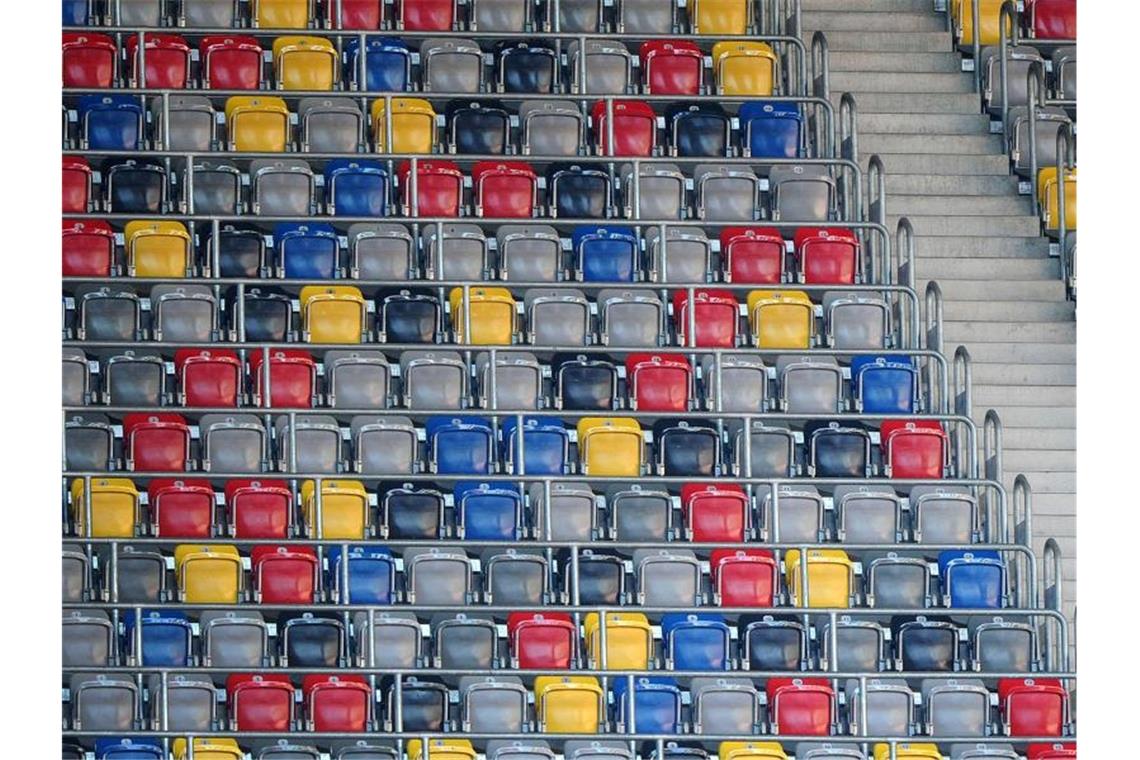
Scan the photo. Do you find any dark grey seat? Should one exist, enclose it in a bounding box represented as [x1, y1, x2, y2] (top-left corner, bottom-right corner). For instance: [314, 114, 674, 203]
[400, 350, 467, 409]
[63, 610, 114, 667]
[646, 226, 711, 283]
[69, 673, 137, 731]
[65, 412, 115, 472]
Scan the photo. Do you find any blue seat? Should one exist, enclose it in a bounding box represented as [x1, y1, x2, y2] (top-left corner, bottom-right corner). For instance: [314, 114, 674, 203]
[94, 738, 164, 759]
[63, 0, 89, 25]
[123, 610, 192, 667]
[275, 222, 340, 279]
[326, 159, 388, 217]
[80, 95, 144, 151]
[739, 101, 802, 158]
[345, 36, 411, 92]
[661, 612, 731, 671]
[939, 550, 1006, 609]
[574, 225, 638, 282]
[851, 355, 918, 414]
[454, 481, 522, 540]
[502, 416, 570, 475]
[326, 545, 396, 604]
[610, 676, 682, 734]
[426, 416, 495, 474]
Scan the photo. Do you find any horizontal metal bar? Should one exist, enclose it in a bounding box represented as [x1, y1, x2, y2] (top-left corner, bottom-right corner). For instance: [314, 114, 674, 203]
[65, 150, 843, 164]
[63, 89, 831, 104]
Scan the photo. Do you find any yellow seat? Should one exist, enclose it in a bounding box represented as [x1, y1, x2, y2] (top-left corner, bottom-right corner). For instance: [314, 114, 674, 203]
[535, 675, 604, 733]
[719, 742, 789, 760]
[577, 417, 643, 476]
[449, 287, 515, 345]
[583, 612, 653, 669]
[407, 739, 477, 760]
[784, 549, 853, 608]
[952, 0, 1005, 45]
[1037, 166, 1077, 232]
[176, 544, 243, 603]
[70, 478, 139, 538]
[301, 479, 369, 539]
[254, 0, 311, 27]
[225, 95, 290, 152]
[124, 220, 191, 278]
[372, 98, 438, 154]
[300, 285, 366, 344]
[693, 0, 749, 34]
[273, 36, 338, 90]
[873, 744, 942, 760]
[173, 738, 244, 760]
[713, 41, 777, 95]
[747, 290, 814, 349]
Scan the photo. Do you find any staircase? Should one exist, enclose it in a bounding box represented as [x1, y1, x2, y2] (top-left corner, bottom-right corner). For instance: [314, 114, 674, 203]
[801, 0, 1077, 621]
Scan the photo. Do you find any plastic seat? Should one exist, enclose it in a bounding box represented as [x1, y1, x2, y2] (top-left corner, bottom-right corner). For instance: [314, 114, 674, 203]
[250, 159, 315, 218]
[62, 0, 89, 25]
[427, 416, 495, 473]
[122, 413, 189, 472]
[970, 616, 1037, 673]
[124, 610, 193, 666]
[381, 484, 444, 539]
[1027, 0, 1076, 38]
[655, 418, 721, 476]
[62, 158, 93, 214]
[69, 673, 138, 731]
[353, 610, 420, 667]
[509, 612, 576, 668]
[326, 351, 391, 409]
[226, 674, 294, 731]
[600, 288, 665, 346]
[253, 0, 312, 27]
[609, 484, 672, 540]
[757, 483, 823, 543]
[200, 414, 269, 473]
[276, 413, 342, 475]
[325, 160, 388, 217]
[550, 0, 601, 30]
[80, 95, 143, 150]
[102, 352, 165, 407]
[634, 548, 701, 605]
[852, 356, 917, 414]
[626, 353, 691, 411]
[693, 0, 751, 31]
[173, 739, 244, 760]
[127, 33, 190, 89]
[832, 485, 902, 544]
[423, 224, 489, 281]
[740, 101, 802, 158]
[421, 37, 483, 92]
[331, 0, 385, 28]
[818, 617, 887, 673]
[720, 742, 789, 760]
[785, 549, 853, 608]
[73, 286, 139, 342]
[273, 36, 337, 90]
[566, 549, 626, 604]
[250, 349, 317, 408]
[380, 291, 442, 343]
[770, 165, 835, 221]
[922, 678, 990, 737]
[767, 677, 834, 736]
[621, 162, 686, 220]
[224, 479, 291, 539]
[448, 101, 510, 154]
[777, 355, 842, 414]
[998, 678, 1068, 736]
[483, 549, 547, 603]
[535, 676, 604, 733]
[719, 227, 784, 283]
[151, 95, 216, 151]
[153, 285, 217, 343]
[1007, 106, 1072, 176]
[63, 610, 114, 667]
[176, 544, 243, 602]
[1053, 47, 1076, 99]
[641, 40, 703, 95]
[281, 614, 343, 666]
[584, 611, 652, 669]
[502, 416, 570, 474]
[662, 613, 731, 671]
[867, 553, 932, 608]
[147, 478, 214, 538]
[1037, 166, 1077, 233]
[225, 95, 290, 152]
[882, 419, 948, 479]
[474, 161, 537, 218]
[682, 483, 749, 542]
[691, 677, 760, 735]
[525, 288, 592, 346]
[122, 220, 190, 279]
[460, 678, 528, 733]
[980, 45, 1044, 112]
[405, 547, 472, 604]
[1025, 745, 1075, 759]
[472, 0, 531, 30]
[593, 99, 656, 157]
[844, 678, 913, 738]
[105, 159, 167, 214]
[349, 223, 414, 280]
[300, 479, 368, 539]
[895, 616, 960, 672]
[400, 350, 466, 409]
[372, 97, 437, 153]
[748, 290, 814, 349]
[946, 746, 1021, 760]
[303, 675, 371, 732]
[645, 226, 710, 283]
[695, 164, 760, 221]
[531, 481, 596, 541]
[711, 548, 777, 607]
[575, 225, 638, 281]
[713, 41, 777, 95]
[399, 160, 463, 216]
[96, 737, 166, 758]
[198, 611, 268, 669]
[400, 0, 457, 30]
[455, 481, 522, 540]
[252, 545, 319, 604]
[823, 291, 890, 350]
[353, 416, 418, 476]
[548, 164, 613, 218]
[203, 36, 264, 90]
[806, 420, 870, 478]
[520, 100, 585, 155]
[205, 226, 265, 279]
[62, 544, 90, 603]
[675, 289, 739, 347]
[910, 485, 977, 544]
[428, 613, 494, 666]
[497, 41, 558, 93]
[612, 677, 682, 734]
[475, 350, 543, 409]
[106, 544, 165, 603]
[795, 228, 858, 284]
[940, 550, 1006, 608]
[300, 285, 366, 343]
[64, 33, 117, 87]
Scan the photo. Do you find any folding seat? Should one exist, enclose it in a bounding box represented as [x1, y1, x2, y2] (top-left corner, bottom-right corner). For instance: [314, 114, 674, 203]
[423, 224, 490, 281]
[833, 485, 902, 544]
[69, 673, 138, 731]
[62, 544, 90, 602]
[273, 36, 338, 90]
[795, 745, 865, 760]
[1037, 166, 1077, 233]
[172, 738, 245, 760]
[108, 544, 167, 603]
[202, 37, 264, 90]
[611, 677, 682, 734]
[641, 40, 704, 96]
[683, 483, 749, 541]
[721, 227, 786, 284]
[398, 160, 464, 216]
[627, 353, 692, 411]
[400, 0, 458, 30]
[249, 349, 318, 408]
[474, 161, 538, 218]
[980, 45, 1045, 113]
[520, 100, 586, 156]
[475, 351, 543, 409]
[502, 416, 570, 474]
[785, 549, 854, 608]
[105, 160, 167, 215]
[563, 742, 635, 760]
[62, 350, 93, 410]
[345, 37, 412, 91]
[201, 414, 270, 473]
[740, 101, 802, 158]
[817, 616, 887, 673]
[349, 223, 415, 280]
[175, 543, 243, 603]
[767, 677, 835, 736]
[153, 286, 217, 343]
[400, 350, 467, 409]
[592, 100, 656, 157]
[483, 548, 548, 603]
[460, 678, 529, 734]
[380, 291, 442, 343]
[530, 480, 597, 541]
[123, 610, 193, 666]
[662, 613, 731, 671]
[524, 288, 592, 346]
[940, 550, 1006, 608]
[226, 674, 295, 731]
[353, 610, 422, 667]
[535, 676, 604, 733]
[282, 614, 345, 665]
[663, 106, 728, 164]
[947, 746, 1020, 760]
[259, 742, 324, 760]
[290, 100, 358, 153]
[691, 677, 760, 735]
[74, 286, 141, 342]
[695, 164, 761, 221]
[252, 0, 312, 27]
[252, 160, 317, 217]
[187, 160, 243, 217]
[1053, 47, 1077, 99]
[621, 162, 687, 220]
[421, 38, 483, 93]
[741, 615, 807, 671]
[325, 160, 388, 217]
[278, 412, 344, 472]
[94, 738, 165, 759]
[63, 33, 117, 88]
[334, 0, 385, 29]
[103, 351, 166, 407]
[1027, 0, 1076, 38]
[323, 351, 389, 410]
[675, 289, 740, 348]
[508, 611, 577, 668]
[470, 0, 531, 30]
[124, 220, 192, 278]
[432, 614, 498, 667]
[806, 420, 871, 478]
[969, 616, 1038, 673]
[200, 609, 269, 668]
[867, 553, 933, 609]
[63, 610, 114, 667]
[454, 481, 522, 539]
[151, 95, 216, 152]
[548, 163, 613, 218]
[770, 165, 835, 222]
[645, 226, 711, 283]
[79, 95, 143, 151]
[1007, 106, 1072, 176]
[634, 548, 702, 605]
[148, 478, 215, 538]
[301, 479, 369, 539]
[446, 101, 510, 154]
[894, 616, 960, 672]
[334, 743, 401, 760]
[574, 225, 638, 281]
[824, 291, 890, 350]
[123, 413, 190, 472]
[299, 285, 367, 345]
[497, 41, 559, 94]
[910, 485, 977, 544]
[62, 157, 93, 215]
[225, 96, 291, 152]
[851, 356, 918, 414]
[608, 484, 672, 540]
[494, 226, 563, 282]
[920, 678, 990, 737]
[577, 416, 643, 475]
[748, 290, 814, 349]
[303, 675, 372, 732]
[252, 545, 319, 603]
[777, 355, 842, 414]
[713, 41, 778, 95]
[62, 0, 89, 25]
[794, 228, 859, 284]
[326, 546, 395, 604]
[174, 349, 239, 408]
[882, 419, 948, 479]
[126, 33, 190, 89]
[842, 678, 913, 737]
[998, 678, 1069, 736]
[145, 672, 216, 731]
[720, 742, 792, 760]
[404, 546, 472, 604]
[563, 548, 626, 605]
[1025, 744, 1075, 759]
[353, 416, 419, 476]
[711, 548, 778, 607]
[63, 220, 114, 278]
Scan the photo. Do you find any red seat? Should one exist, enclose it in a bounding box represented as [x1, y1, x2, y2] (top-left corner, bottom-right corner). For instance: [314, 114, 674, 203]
[63, 157, 92, 213]
[226, 673, 295, 731]
[673, 289, 739, 347]
[176, 349, 241, 408]
[710, 548, 777, 607]
[303, 674, 371, 732]
[794, 227, 858, 285]
[998, 678, 1068, 737]
[881, 419, 948, 479]
[148, 478, 215, 538]
[337, 0, 384, 28]
[123, 413, 190, 472]
[721, 227, 785, 284]
[507, 612, 576, 669]
[1027, 0, 1075, 39]
[473, 161, 537, 218]
[401, 0, 455, 30]
[1027, 744, 1076, 759]
[398, 160, 463, 217]
[766, 677, 834, 736]
[640, 40, 703, 95]
[63, 220, 115, 277]
[626, 353, 692, 412]
[249, 349, 316, 409]
[201, 36, 263, 90]
[253, 545, 319, 603]
[226, 479, 293, 539]
[682, 484, 748, 542]
[592, 100, 657, 157]
[127, 33, 191, 89]
[63, 33, 117, 88]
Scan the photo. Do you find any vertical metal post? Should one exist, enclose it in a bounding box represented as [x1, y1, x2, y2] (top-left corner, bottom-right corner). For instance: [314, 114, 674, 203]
[410, 156, 420, 216]
[577, 34, 588, 95]
[461, 284, 472, 345]
[828, 610, 839, 673]
[315, 477, 325, 539]
[83, 475, 94, 539]
[161, 91, 171, 150]
[236, 282, 247, 342]
[598, 608, 608, 669]
[138, 30, 147, 89]
[160, 670, 170, 730]
[358, 32, 368, 90]
[971, 0, 982, 91]
[625, 673, 637, 737]
[658, 222, 668, 282]
[394, 668, 404, 730]
[1027, 64, 1042, 216]
[210, 218, 222, 280]
[134, 604, 144, 665]
[336, 0, 344, 28]
[261, 345, 272, 408]
[340, 542, 351, 603]
[109, 540, 119, 603]
[799, 544, 810, 608]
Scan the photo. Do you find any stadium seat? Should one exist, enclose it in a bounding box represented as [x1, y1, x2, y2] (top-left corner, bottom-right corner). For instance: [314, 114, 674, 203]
[659, 420, 720, 477]
[508, 612, 576, 668]
[566, 40, 630, 95]
[691, 677, 760, 735]
[721, 227, 785, 284]
[980, 45, 1044, 113]
[711, 548, 778, 607]
[696, 164, 760, 220]
[69, 673, 138, 731]
[250, 349, 317, 408]
[777, 355, 842, 414]
[720, 742, 790, 760]
[577, 417, 643, 475]
[372, 97, 437, 153]
[520, 100, 585, 156]
[325, 160, 388, 217]
[823, 291, 890, 349]
[427, 416, 495, 473]
[123, 221, 191, 278]
[400, 0, 457, 30]
[253, 545, 319, 603]
[502, 416, 570, 474]
[1025, 744, 1076, 759]
[675, 289, 740, 347]
[151, 94, 216, 151]
[786, 549, 853, 608]
[404, 546, 472, 604]
[173, 739, 244, 760]
[422, 37, 483, 92]
[202, 36, 264, 90]
[627, 353, 692, 411]
[740, 101, 802, 158]
[225, 96, 290, 152]
[1038, 166, 1077, 233]
[62, 0, 89, 25]
[531, 480, 596, 541]
[105, 159, 167, 214]
[593, 100, 657, 157]
[175, 544, 243, 602]
[74, 285, 140, 341]
[998, 678, 1069, 736]
[300, 479, 369, 539]
[107, 544, 165, 603]
[832, 485, 902, 544]
[474, 350, 543, 409]
[895, 616, 960, 672]
[100, 351, 163, 407]
[920, 678, 990, 737]
[732, 421, 796, 477]
[770, 165, 835, 221]
[251, 159, 316, 217]
[910, 485, 977, 544]
[352, 609, 420, 667]
[62, 158, 92, 213]
[1027, 0, 1076, 38]
[151, 285, 217, 342]
[326, 350, 391, 409]
[852, 356, 917, 414]
[574, 226, 637, 282]
[867, 553, 932, 608]
[767, 677, 835, 736]
[284, 614, 345, 667]
[227, 673, 295, 731]
[225, 479, 292, 539]
[175, 349, 240, 407]
[1053, 47, 1076, 99]
[423, 224, 489, 280]
[380, 291, 442, 343]
[407, 740, 475, 760]
[881, 419, 948, 479]
[63, 610, 114, 667]
[634, 548, 702, 605]
[303, 675, 371, 732]
[401, 350, 466, 409]
[455, 481, 522, 539]
[794, 745, 865, 760]
[399, 160, 463, 216]
[444, 99, 509, 153]
[713, 41, 777, 95]
[352, 416, 418, 475]
[62, 544, 89, 602]
[498, 41, 558, 93]
[273, 36, 338, 90]
[612, 677, 682, 734]
[794, 228, 859, 284]
[449, 286, 515, 344]
[1008, 106, 1072, 176]
[431, 613, 496, 667]
[682, 483, 749, 541]
[584, 611, 653, 669]
[564, 549, 625, 604]
[969, 616, 1038, 673]
[122, 412, 189, 472]
[386, 678, 448, 730]
[549, 164, 613, 218]
[62, 350, 92, 409]
[186, 160, 241, 216]
[535, 676, 604, 733]
[474, 162, 538, 218]
[145, 673, 216, 731]
[951, 0, 1004, 45]
[662, 613, 731, 670]
[334, 0, 385, 28]
[523, 289, 589, 346]
[94, 737, 165, 759]
[608, 484, 672, 540]
[64, 33, 117, 87]
[645, 226, 711, 282]
[806, 420, 870, 477]
[757, 483, 822, 543]
[345, 37, 412, 91]
[123, 610, 193, 666]
[471, 0, 531, 30]
[667, 103, 731, 158]
[127, 33, 190, 89]
[252, 0, 312, 26]
[873, 744, 941, 760]
[299, 285, 366, 344]
[460, 678, 529, 733]
[747, 290, 814, 348]
[939, 550, 1006, 608]
[484, 548, 548, 603]
[348, 222, 414, 279]
[79, 96, 142, 152]
[148, 478, 214, 538]
[200, 413, 269, 473]
[819, 617, 887, 673]
[641, 40, 704, 95]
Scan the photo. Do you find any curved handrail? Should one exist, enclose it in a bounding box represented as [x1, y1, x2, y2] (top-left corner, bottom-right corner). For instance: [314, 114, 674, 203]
[924, 281, 945, 423]
[1043, 537, 1068, 669]
[1026, 60, 1048, 215]
[984, 408, 1004, 486]
[895, 218, 921, 350]
[840, 92, 859, 165]
[1011, 473, 1034, 607]
[1056, 122, 1075, 288]
[810, 31, 834, 158]
[953, 346, 973, 421]
[996, 0, 1020, 132]
[866, 155, 888, 286]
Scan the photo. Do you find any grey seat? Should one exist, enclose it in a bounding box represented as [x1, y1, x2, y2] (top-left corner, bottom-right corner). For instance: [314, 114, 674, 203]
[563, 742, 632, 760]
[332, 741, 399, 760]
[63, 610, 114, 667]
[325, 350, 391, 410]
[921, 678, 990, 737]
[980, 45, 1044, 111]
[525, 288, 591, 346]
[969, 616, 1037, 673]
[834, 485, 902, 544]
[104, 352, 165, 407]
[551, 0, 601, 30]
[250, 158, 316, 216]
[1007, 105, 1072, 175]
[646, 226, 710, 283]
[777, 354, 842, 414]
[62, 545, 89, 602]
[949, 743, 1019, 759]
[76, 286, 141, 341]
[258, 742, 321, 760]
[795, 744, 866, 760]
[147, 673, 215, 731]
[200, 413, 268, 473]
[350, 415, 417, 475]
[597, 288, 663, 346]
[353, 610, 421, 668]
[733, 421, 796, 477]
[621, 162, 686, 220]
[701, 353, 766, 413]
[422, 38, 483, 93]
[910, 485, 977, 544]
[483, 549, 548, 605]
[423, 223, 489, 281]
[115, 2, 162, 28]
[770, 164, 835, 222]
[462, 681, 530, 734]
[189, 160, 242, 215]
[300, 97, 365, 153]
[349, 223, 415, 280]
[400, 350, 466, 409]
[151, 284, 217, 343]
[472, 0, 531, 30]
[520, 100, 584, 156]
[845, 678, 913, 737]
[63, 348, 91, 406]
[70, 673, 137, 731]
[432, 613, 498, 668]
[690, 677, 759, 735]
[867, 553, 931, 609]
[816, 616, 885, 673]
[823, 290, 889, 350]
[113, 545, 167, 603]
[567, 40, 632, 94]
[475, 351, 543, 409]
[633, 548, 700, 606]
[405, 547, 471, 604]
[275, 414, 342, 474]
[200, 610, 269, 667]
[485, 739, 552, 760]
[608, 485, 672, 541]
[183, 0, 237, 26]
[497, 224, 563, 281]
[65, 412, 115, 472]
[695, 164, 760, 221]
[758, 484, 823, 543]
[619, 0, 675, 33]
[151, 95, 216, 152]
[530, 481, 595, 541]
[1053, 46, 1076, 99]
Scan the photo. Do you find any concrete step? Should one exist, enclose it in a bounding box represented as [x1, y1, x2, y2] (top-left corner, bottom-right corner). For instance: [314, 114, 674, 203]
[898, 215, 1042, 237]
[894, 194, 1033, 215]
[916, 236, 1052, 257]
[921, 279, 1067, 300]
[920, 257, 1060, 279]
[943, 300, 1076, 322]
[860, 133, 1005, 155]
[1028, 493, 1080, 515]
[973, 385, 1076, 406]
[998, 470, 1076, 494]
[990, 405, 1076, 428]
[971, 362, 1076, 386]
[1002, 449, 1077, 472]
[828, 51, 964, 74]
[830, 71, 976, 93]
[871, 153, 1010, 175]
[802, 0, 937, 12]
[953, 341, 1074, 363]
[813, 30, 953, 53]
[1032, 515, 1077, 539]
[943, 320, 1075, 343]
[887, 174, 1021, 196]
[829, 91, 982, 114]
[857, 112, 991, 134]
[800, 10, 948, 31]
[1000, 427, 1077, 450]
